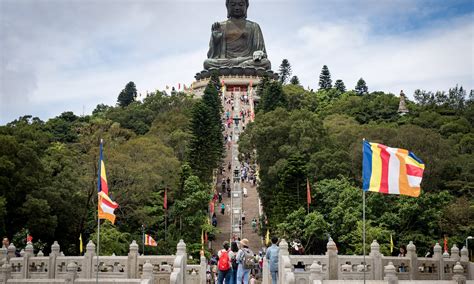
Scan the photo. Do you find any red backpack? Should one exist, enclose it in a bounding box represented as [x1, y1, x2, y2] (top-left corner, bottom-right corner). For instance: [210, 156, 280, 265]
[218, 250, 231, 271]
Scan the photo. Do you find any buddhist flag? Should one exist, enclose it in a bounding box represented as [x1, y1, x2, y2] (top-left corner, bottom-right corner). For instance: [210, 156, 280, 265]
[163, 188, 168, 210]
[307, 177, 311, 205]
[390, 234, 394, 253]
[265, 229, 270, 246]
[144, 234, 157, 247]
[79, 234, 83, 254]
[98, 140, 119, 224]
[362, 140, 425, 197]
[444, 236, 448, 253]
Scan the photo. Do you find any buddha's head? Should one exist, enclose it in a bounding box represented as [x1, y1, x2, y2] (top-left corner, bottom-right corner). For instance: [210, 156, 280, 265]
[226, 0, 249, 19]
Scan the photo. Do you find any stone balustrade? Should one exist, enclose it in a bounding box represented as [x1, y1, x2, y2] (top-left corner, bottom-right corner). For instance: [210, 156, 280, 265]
[0, 239, 203, 284]
[270, 238, 472, 284]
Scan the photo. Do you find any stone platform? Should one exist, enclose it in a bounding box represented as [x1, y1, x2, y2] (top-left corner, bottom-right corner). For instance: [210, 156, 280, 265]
[191, 75, 264, 98]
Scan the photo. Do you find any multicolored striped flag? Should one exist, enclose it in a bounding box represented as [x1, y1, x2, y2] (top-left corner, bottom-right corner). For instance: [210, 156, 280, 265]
[390, 234, 394, 253]
[362, 140, 425, 197]
[306, 177, 311, 205]
[144, 234, 157, 247]
[79, 234, 83, 254]
[163, 188, 168, 210]
[98, 140, 119, 224]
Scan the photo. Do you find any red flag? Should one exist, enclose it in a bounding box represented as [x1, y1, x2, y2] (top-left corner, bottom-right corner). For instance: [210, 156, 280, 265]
[307, 178, 311, 205]
[443, 236, 448, 253]
[26, 234, 33, 243]
[164, 188, 168, 210]
[178, 83, 181, 90]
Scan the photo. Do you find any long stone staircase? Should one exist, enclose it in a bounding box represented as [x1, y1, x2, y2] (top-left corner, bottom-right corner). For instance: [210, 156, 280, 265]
[211, 89, 263, 254]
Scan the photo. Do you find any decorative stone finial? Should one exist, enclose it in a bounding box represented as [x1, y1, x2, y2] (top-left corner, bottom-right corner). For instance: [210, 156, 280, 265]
[129, 240, 139, 252]
[20, 249, 25, 257]
[37, 250, 44, 257]
[25, 242, 34, 256]
[460, 246, 468, 262]
[407, 241, 416, 254]
[177, 239, 186, 255]
[310, 261, 322, 273]
[86, 240, 95, 252]
[451, 244, 460, 261]
[51, 241, 60, 254]
[7, 243, 16, 258]
[433, 242, 442, 258]
[453, 262, 464, 274]
[370, 240, 380, 256]
[142, 260, 153, 279]
[443, 251, 450, 258]
[279, 239, 289, 256]
[384, 262, 398, 284]
[327, 237, 337, 251]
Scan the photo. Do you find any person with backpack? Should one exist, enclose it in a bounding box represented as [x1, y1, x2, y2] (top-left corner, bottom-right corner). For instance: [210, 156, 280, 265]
[229, 241, 239, 284]
[236, 238, 254, 283]
[217, 241, 232, 284]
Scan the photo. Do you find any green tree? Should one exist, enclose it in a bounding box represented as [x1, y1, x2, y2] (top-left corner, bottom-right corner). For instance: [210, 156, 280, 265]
[290, 76, 300, 86]
[334, 79, 346, 93]
[117, 81, 137, 107]
[278, 59, 292, 84]
[318, 65, 332, 90]
[355, 78, 368, 95]
[90, 222, 131, 256]
[258, 81, 287, 113]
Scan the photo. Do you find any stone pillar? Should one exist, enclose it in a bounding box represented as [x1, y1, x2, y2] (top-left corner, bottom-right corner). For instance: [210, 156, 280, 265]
[406, 241, 417, 280]
[7, 244, 15, 259]
[49, 241, 60, 279]
[279, 239, 289, 284]
[200, 255, 207, 284]
[452, 262, 466, 284]
[127, 240, 139, 278]
[23, 241, 34, 279]
[141, 261, 153, 280]
[177, 239, 187, 284]
[0, 247, 6, 264]
[326, 237, 338, 280]
[370, 240, 382, 280]
[384, 262, 398, 284]
[65, 262, 77, 284]
[433, 242, 442, 280]
[0, 261, 12, 284]
[451, 244, 460, 261]
[460, 246, 468, 262]
[310, 261, 324, 282]
[82, 241, 95, 279]
[262, 257, 270, 284]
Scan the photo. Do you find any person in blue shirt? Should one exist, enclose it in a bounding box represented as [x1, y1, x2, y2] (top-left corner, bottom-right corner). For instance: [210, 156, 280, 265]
[266, 236, 279, 284]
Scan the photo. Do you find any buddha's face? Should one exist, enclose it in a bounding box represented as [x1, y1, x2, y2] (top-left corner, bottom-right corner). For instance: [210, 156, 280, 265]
[227, 0, 247, 19]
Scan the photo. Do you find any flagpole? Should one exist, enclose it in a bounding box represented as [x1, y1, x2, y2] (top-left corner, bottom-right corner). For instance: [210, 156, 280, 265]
[96, 139, 103, 284]
[363, 187, 366, 284]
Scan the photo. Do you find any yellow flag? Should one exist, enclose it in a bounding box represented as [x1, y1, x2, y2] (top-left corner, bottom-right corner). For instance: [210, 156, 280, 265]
[79, 233, 83, 254]
[390, 234, 394, 253]
[265, 229, 270, 246]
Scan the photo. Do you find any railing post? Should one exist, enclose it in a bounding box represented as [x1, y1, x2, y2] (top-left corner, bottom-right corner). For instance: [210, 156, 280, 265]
[49, 241, 60, 279]
[326, 237, 338, 280]
[370, 240, 382, 280]
[7, 244, 15, 260]
[406, 241, 417, 280]
[23, 241, 34, 279]
[460, 246, 468, 262]
[452, 262, 466, 284]
[384, 262, 398, 284]
[83, 241, 95, 279]
[0, 246, 6, 265]
[262, 257, 270, 284]
[0, 261, 12, 284]
[433, 242, 442, 280]
[65, 262, 77, 284]
[127, 240, 139, 278]
[279, 239, 289, 284]
[200, 255, 207, 284]
[141, 261, 154, 281]
[310, 260, 323, 282]
[451, 244, 460, 261]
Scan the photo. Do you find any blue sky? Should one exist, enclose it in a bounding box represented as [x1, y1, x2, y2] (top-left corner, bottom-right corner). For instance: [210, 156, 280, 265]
[0, 0, 473, 124]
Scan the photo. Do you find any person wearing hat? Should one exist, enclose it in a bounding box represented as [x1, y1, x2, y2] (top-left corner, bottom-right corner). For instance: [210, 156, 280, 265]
[236, 238, 254, 284]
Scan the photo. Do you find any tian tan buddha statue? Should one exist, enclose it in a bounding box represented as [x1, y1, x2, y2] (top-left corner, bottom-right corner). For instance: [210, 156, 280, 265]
[203, 0, 272, 71]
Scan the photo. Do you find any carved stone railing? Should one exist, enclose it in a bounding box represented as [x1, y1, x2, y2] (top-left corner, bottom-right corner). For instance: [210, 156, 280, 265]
[271, 238, 472, 284]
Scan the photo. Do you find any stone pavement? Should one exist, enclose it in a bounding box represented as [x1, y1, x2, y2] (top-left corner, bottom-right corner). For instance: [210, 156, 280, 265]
[211, 89, 263, 254]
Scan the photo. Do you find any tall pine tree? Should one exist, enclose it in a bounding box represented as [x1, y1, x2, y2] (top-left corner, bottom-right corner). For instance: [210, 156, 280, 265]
[201, 81, 224, 169]
[117, 81, 137, 107]
[318, 65, 332, 90]
[334, 79, 346, 93]
[278, 59, 292, 84]
[259, 81, 287, 113]
[355, 78, 368, 95]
